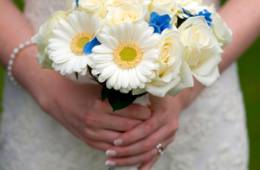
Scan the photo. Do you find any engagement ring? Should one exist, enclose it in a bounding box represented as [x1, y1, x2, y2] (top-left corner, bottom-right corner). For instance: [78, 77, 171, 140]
[156, 143, 165, 155]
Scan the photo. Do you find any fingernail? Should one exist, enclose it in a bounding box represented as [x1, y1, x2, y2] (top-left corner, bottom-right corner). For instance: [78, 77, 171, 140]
[105, 160, 116, 166]
[114, 139, 123, 146]
[106, 150, 117, 157]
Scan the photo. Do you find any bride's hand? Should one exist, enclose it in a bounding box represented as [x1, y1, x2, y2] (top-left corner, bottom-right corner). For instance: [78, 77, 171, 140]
[105, 95, 182, 167]
[37, 76, 152, 152]
[13, 48, 152, 153]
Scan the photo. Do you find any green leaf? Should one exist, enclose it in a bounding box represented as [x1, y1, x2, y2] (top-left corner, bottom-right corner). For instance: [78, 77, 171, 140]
[75, 72, 79, 80]
[101, 87, 146, 111]
[101, 87, 109, 100]
[88, 66, 146, 111]
[176, 17, 186, 28]
[108, 93, 137, 111]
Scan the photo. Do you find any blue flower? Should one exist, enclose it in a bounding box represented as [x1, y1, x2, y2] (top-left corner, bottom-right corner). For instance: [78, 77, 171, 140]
[149, 12, 172, 34]
[197, 9, 212, 26]
[83, 37, 101, 55]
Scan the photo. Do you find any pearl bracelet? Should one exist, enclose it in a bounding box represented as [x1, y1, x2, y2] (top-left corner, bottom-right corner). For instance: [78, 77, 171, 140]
[7, 39, 34, 86]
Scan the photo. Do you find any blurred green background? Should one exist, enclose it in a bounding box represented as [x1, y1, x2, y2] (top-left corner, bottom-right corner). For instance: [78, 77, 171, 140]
[0, 0, 259, 169]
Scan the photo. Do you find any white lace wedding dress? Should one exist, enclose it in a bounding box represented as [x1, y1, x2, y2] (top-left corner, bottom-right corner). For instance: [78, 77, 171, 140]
[0, 0, 249, 170]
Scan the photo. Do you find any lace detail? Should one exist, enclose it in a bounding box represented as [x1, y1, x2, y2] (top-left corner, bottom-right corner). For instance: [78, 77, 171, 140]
[0, 1, 249, 170]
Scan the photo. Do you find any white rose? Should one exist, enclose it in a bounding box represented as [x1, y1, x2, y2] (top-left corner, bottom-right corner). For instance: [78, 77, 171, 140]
[176, 0, 202, 9]
[212, 13, 232, 46]
[76, 0, 107, 18]
[105, 1, 146, 26]
[179, 16, 223, 86]
[107, 0, 150, 6]
[32, 11, 67, 68]
[146, 28, 193, 97]
[149, 0, 177, 15]
[175, 0, 204, 18]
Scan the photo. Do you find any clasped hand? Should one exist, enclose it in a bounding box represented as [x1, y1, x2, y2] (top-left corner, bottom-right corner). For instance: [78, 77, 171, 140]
[105, 96, 181, 170]
[37, 75, 181, 170]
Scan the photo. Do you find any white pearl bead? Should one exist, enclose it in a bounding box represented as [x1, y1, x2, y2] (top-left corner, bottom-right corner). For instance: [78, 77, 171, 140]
[10, 54, 15, 59]
[8, 39, 32, 87]
[19, 44, 25, 49]
[25, 41, 31, 46]
[7, 65, 11, 71]
[13, 48, 19, 53]
[9, 60, 14, 65]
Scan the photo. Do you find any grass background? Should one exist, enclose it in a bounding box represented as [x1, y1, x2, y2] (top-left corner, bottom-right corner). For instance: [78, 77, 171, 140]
[1, 0, 259, 169]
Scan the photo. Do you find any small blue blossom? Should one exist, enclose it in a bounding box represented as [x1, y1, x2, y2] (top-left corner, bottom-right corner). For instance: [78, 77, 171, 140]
[83, 37, 101, 55]
[149, 12, 172, 34]
[197, 9, 212, 26]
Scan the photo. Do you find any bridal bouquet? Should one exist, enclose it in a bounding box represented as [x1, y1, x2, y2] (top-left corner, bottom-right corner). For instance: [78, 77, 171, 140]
[33, 0, 232, 111]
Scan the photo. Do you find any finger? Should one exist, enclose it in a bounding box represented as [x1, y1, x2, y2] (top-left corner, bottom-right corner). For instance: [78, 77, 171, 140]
[95, 99, 113, 113]
[84, 139, 113, 152]
[66, 122, 85, 141]
[67, 123, 113, 152]
[112, 114, 163, 146]
[84, 127, 122, 144]
[84, 112, 142, 131]
[107, 137, 174, 167]
[107, 126, 176, 157]
[139, 156, 159, 170]
[111, 104, 152, 121]
[106, 148, 158, 167]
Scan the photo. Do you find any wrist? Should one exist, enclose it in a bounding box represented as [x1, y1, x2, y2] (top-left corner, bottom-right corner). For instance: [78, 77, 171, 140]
[11, 46, 56, 99]
[175, 80, 205, 111]
[12, 45, 38, 84]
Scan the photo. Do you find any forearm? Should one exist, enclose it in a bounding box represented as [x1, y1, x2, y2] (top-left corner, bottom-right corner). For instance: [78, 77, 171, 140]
[178, 0, 260, 109]
[219, 0, 260, 71]
[0, 0, 57, 98]
[0, 0, 34, 65]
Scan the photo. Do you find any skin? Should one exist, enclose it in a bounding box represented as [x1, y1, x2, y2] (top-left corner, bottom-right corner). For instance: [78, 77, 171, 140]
[0, 0, 259, 169]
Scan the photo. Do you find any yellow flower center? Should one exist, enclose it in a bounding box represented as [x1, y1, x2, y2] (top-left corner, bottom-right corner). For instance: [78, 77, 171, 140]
[71, 32, 92, 55]
[114, 43, 143, 69]
[120, 47, 137, 62]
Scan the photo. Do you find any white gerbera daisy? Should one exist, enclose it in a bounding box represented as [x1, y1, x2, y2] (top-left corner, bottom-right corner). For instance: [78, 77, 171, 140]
[48, 10, 100, 76]
[91, 22, 160, 93]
